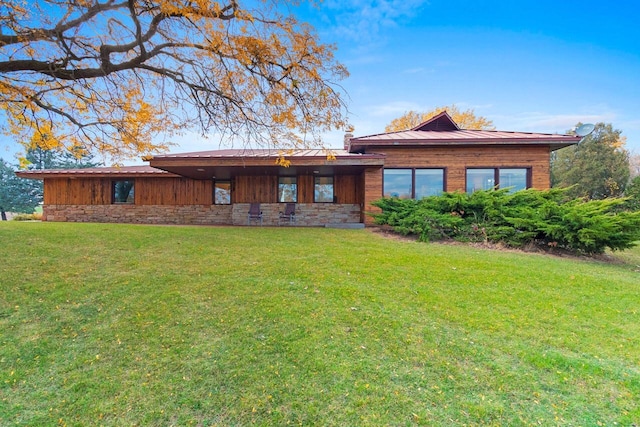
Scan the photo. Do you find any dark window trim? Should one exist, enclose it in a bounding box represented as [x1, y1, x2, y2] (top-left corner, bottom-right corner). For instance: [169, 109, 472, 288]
[383, 167, 447, 198]
[213, 179, 232, 205]
[278, 176, 298, 203]
[111, 179, 135, 204]
[313, 175, 335, 203]
[465, 167, 532, 192]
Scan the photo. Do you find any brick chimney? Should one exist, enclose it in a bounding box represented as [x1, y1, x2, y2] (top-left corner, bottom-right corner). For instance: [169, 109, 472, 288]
[343, 133, 353, 151]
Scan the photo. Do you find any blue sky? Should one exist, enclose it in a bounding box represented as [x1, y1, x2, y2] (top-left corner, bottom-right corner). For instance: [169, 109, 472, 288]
[1, 0, 639, 161]
[296, 0, 640, 152]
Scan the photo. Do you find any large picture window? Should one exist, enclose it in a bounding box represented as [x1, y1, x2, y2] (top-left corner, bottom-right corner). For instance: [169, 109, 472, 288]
[314, 176, 334, 203]
[384, 169, 412, 199]
[466, 169, 495, 193]
[278, 177, 297, 202]
[499, 168, 528, 193]
[415, 169, 445, 198]
[466, 168, 530, 193]
[214, 181, 231, 205]
[384, 168, 444, 199]
[112, 180, 134, 203]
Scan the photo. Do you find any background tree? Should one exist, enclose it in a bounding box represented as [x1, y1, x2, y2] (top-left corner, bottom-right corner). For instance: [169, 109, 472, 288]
[0, 158, 42, 220]
[385, 104, 495, 132]
[629, 153, 640, 178]
[22, 146, 101, 171]
[622, 175, 640, 211]
[551, 123, 630, 199]
[0, 145, 99, 220]
[0, 0, 349, 163]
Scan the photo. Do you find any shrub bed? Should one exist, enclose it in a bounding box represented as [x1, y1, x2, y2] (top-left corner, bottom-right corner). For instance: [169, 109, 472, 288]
[371, 188, 640, 254]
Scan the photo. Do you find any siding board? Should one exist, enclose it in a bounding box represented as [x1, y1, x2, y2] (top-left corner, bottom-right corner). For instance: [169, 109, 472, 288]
[298, 175, 314, 203]
[234, 175, 278, 203]
[335, 175, 358, 204]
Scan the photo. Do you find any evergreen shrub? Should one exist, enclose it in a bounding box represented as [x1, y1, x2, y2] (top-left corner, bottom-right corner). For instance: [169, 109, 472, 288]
[371, 189, 640, 254]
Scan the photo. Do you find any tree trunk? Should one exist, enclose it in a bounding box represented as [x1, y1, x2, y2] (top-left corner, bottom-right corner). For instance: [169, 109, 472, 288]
[1, 209, 7, 221]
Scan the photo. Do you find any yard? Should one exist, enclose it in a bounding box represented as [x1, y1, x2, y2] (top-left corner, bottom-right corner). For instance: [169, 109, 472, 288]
[1, 222, 639, 426]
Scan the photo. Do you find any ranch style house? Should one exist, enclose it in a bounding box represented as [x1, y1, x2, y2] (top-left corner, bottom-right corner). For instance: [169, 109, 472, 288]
[17, 112, 581, 226]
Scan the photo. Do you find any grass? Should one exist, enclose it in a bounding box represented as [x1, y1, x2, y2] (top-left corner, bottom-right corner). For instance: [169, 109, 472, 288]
[1, 222, 639, 426]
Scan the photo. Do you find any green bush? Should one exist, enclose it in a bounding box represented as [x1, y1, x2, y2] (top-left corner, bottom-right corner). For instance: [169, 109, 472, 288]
[371, 189, 640, 254]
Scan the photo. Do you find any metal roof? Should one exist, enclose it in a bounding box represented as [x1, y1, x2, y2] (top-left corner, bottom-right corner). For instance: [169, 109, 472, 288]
[348, 110, 580, 151]
[15, 165, 177, 179]
[351, 129, 581, 143]
[151, 148, 383, 159]
[349, 129, 581, 151]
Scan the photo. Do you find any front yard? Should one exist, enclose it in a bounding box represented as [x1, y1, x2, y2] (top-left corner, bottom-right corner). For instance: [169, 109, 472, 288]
[1, 223, 638, 425]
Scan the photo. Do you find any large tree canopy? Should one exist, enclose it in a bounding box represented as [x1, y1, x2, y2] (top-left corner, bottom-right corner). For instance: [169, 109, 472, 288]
[551, 123, 630, 200]
[0, 0, 349, 162]
[385, 104, 495, 132]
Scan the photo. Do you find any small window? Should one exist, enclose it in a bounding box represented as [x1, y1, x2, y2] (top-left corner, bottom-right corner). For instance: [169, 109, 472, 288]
[214, 181, 231, 205]
[384, 169, 412, 198]
[113, 180, 134, 203]
[314, 176, 334, 203]
[415, 169, 445, 198]
[278, 177, 297, 202]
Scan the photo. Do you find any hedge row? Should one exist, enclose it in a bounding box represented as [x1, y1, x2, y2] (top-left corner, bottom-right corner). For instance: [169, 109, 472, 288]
[371, 189, 640, 254]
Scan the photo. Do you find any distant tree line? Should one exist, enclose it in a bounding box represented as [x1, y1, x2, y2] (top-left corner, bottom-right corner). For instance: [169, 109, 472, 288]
[0, 147, 99, 220]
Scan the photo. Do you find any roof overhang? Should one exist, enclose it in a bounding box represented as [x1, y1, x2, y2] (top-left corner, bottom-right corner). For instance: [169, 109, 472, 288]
[348, 131, 581, 153]
[148, 149, 385, 180]
[15, 166, 179, 180]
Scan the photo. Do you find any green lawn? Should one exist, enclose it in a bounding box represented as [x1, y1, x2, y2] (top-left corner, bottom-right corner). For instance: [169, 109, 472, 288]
[1, 222, 639, 426]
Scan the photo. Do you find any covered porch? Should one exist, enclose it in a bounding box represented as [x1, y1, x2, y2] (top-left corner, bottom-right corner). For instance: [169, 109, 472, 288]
[147, 149, 385, 226]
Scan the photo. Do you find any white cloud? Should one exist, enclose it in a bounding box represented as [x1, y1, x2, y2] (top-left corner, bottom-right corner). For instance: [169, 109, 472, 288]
[317, 0, 431, 46]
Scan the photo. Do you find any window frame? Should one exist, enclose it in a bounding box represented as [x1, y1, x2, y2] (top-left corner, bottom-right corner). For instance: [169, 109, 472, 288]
[465, 167, 532, 193]
[383, 167, 446, 199]
[499, 168, 530, 193]
[314, 175, 335, 203]
[213, 180, 232, 205]
[112, 179, 135, 204]
[278, 176, 298, 203]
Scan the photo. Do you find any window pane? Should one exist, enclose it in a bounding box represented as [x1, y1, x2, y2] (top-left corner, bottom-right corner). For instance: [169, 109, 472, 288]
[466, 169, 495, 193]
[415, 169, 444, 198]
[113, 180, 134, 203]
[214, 181, 231, 205]
[278, 177, 297, 202]
[314, 176, 334, 203]
[499, 169, 528, 193]
[384, 169, 412, 198]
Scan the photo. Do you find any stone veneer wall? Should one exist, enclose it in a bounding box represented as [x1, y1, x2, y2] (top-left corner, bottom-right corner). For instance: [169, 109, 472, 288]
[43, 203, 362, 226]
[232, 203, 361, 226]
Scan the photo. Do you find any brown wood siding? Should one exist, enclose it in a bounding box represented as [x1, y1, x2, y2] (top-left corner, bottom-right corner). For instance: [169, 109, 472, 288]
[136, 178, 212, 205]
[44, 178, 111, 205]
[298, 175, 314, 203]
[234, 175, 278, 203]
[372, 145, 552, 191]
[363, 167, 383, 224]
[44, 177, 214, 206]
[335, 175, 359, 204]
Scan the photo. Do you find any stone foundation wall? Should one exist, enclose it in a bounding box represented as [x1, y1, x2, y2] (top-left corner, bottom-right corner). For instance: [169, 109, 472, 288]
[232, 203, 361, 226]
[43, 203, 362, 226]
[43, 204, 233, 225]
